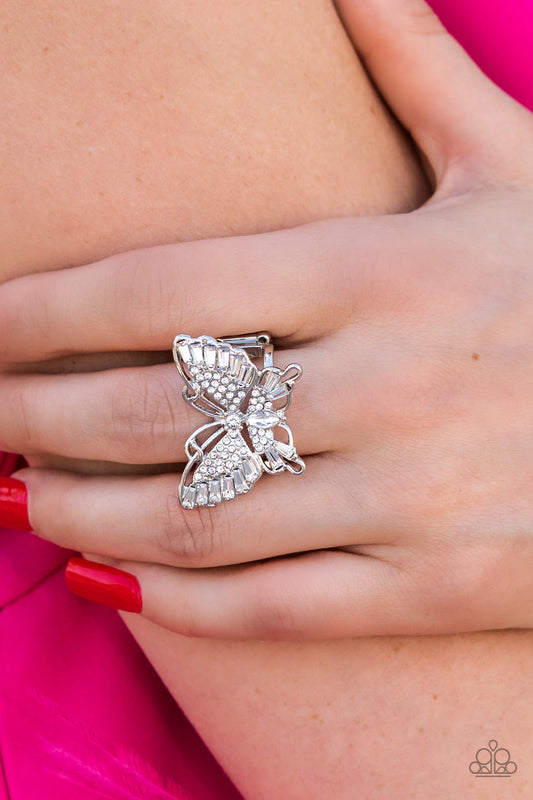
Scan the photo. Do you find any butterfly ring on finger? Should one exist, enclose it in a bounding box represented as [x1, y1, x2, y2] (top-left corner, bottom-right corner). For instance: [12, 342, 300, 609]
[172, 332, 305, 509]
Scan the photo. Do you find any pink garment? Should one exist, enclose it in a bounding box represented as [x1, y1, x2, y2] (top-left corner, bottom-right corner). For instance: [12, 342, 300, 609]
[429, 0, 533, 111]
[0, 451, 243, 799]
[1, 4, 532, 798]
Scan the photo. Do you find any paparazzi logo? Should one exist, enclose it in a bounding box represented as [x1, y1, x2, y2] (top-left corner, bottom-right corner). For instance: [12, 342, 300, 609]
[469, 739, 517, 776]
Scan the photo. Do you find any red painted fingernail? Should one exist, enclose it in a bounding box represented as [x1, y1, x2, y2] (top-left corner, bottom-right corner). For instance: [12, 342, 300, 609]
[0, 477, 32, 531]
[65, 557, 143, 613]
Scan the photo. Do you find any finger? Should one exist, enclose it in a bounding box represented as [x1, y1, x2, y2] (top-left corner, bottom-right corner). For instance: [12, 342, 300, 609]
[0, 216, 395, 363]
[16, 457, 393, 569]
[0, 347, 337, 462]
[334, 0, 533, 182]
[66, 549, 475, 640]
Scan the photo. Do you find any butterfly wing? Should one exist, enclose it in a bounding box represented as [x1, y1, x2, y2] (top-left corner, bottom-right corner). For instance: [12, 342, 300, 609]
[180, 429, 264, 508]
[245, 366, 305, 474]
[173, 334, 259, 416]
[174, 334, 264, 507]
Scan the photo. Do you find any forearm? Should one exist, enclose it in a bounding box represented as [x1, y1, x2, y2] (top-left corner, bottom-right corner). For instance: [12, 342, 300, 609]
[126, 621, 532, 799]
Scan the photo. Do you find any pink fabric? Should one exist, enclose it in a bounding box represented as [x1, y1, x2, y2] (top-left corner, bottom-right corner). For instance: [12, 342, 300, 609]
[0, 453, 242, 800]
[428, 0, 533, 111]
[1, 4, 532, 798]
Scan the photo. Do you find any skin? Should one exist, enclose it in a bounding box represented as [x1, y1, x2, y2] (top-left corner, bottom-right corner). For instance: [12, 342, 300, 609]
[2, 0, 533, 797]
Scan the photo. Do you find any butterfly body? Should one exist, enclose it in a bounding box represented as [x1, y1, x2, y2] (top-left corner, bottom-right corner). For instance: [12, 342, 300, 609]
[173, 334, 305, 508]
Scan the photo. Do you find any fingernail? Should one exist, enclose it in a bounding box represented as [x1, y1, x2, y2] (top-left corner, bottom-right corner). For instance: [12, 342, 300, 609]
[0, 477, 32, 531]
[65, 557, 143, 613]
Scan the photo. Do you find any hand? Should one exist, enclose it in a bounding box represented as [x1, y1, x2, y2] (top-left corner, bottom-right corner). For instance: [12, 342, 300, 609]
[1, 0, 532, 639]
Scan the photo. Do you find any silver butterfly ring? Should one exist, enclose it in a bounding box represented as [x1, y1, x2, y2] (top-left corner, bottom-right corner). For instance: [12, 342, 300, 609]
[173, 332, 305, 509]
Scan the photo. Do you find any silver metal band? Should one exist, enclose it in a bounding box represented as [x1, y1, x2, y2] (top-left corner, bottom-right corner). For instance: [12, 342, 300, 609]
[219, 332, 274, 367]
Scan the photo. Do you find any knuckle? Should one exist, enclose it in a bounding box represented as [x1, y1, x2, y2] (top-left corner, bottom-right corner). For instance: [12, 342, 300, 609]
[106, 373, 152, 461]
[157, 496, 226, 567]
[105, 370, 177, 462]
[9, 380, 41, 452]
[111, 251, 173, 345]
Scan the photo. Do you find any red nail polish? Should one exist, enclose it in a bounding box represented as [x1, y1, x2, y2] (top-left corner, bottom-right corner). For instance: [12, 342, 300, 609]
[65, 557, 143, 613]
[0, 477, 31, 531]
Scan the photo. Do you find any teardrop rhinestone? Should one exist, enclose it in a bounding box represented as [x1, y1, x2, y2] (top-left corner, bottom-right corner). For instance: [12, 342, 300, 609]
[246, 410, 280, 429]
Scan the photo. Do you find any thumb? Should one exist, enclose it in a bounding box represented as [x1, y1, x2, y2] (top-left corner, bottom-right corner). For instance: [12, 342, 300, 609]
[334, 0, 532, 185]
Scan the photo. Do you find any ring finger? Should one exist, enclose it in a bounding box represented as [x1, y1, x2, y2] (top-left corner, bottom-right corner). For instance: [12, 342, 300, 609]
[0, 344, 341, 464]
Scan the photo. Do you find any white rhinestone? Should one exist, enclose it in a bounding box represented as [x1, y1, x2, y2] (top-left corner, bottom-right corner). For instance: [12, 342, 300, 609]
[228, 353, 242, 374]
[273, 441, 296, 459]
[242, 458, 260, 483]
[264, 446, 284, 471]
[221, 476, 235, 500]
[238, 364, 250, 382]
[195, 483, 209, 505]
[263, 372, 281, 392]
[177, 341, 191, 363]
[204, 346, 217, 368]
[233, 468, 248, 494]
[217, 348, 230, 370]
[181, 485, 197, 509]
[189, 341, 203, 364]
[208, 479, 222, 505]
